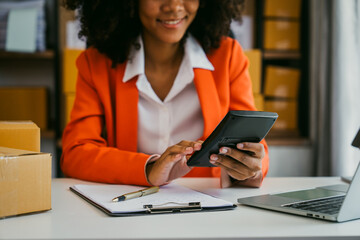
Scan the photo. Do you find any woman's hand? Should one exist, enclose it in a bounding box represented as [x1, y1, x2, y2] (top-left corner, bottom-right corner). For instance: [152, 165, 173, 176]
[146, 140, 202, 186]
[209, 142, 265, 187]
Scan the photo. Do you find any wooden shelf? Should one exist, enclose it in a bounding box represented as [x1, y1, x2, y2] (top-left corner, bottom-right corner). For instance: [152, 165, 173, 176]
[263, 51, 301, 59]
[0, 50, 55, 60]
[266, 137, 310, 146]
[266, 129, 310, 146]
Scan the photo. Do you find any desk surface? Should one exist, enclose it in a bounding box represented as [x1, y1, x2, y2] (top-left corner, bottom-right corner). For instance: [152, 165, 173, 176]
[1, 177, 360, 240]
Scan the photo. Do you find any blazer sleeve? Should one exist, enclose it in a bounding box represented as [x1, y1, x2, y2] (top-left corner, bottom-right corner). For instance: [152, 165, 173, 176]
[61, 51, 151, 186]
[227, 39, 270, 184]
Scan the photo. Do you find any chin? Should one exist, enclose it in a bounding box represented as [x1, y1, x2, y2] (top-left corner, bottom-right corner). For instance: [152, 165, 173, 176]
[160, 33, 187, 44]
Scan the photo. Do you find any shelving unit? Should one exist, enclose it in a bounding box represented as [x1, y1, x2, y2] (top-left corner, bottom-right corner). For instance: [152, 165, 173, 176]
[254, 0, 310, 141]
[0, 0, 60, 177]
[263, 51, 301, 59]
[0, 50, 55, 59]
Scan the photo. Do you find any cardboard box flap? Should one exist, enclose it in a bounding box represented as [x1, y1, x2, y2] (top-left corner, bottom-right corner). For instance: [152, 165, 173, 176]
[0, 121, 38, 129]
[0, 146, 49, 158]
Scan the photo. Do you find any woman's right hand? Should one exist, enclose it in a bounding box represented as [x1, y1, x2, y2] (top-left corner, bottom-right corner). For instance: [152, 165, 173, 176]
[146, 140, 202, 186]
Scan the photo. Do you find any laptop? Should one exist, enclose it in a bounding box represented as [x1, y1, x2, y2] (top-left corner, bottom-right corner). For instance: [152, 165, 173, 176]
[238, 128, 360, 222]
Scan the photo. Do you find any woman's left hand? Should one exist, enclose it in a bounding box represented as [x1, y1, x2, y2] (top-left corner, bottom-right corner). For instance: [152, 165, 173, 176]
[209, 142, 265, 187]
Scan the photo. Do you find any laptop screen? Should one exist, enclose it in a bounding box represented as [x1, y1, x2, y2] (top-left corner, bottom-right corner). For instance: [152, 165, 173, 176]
[352, 128, 360, 148]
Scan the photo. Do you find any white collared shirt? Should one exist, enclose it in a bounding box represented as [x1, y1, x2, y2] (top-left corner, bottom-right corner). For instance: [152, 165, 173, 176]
[123, 35, 214, 155]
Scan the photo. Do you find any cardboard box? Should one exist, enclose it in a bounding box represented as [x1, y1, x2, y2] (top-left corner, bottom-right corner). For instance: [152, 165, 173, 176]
[244, 49, 262, 94]
[264, 20, 300, 50]
[63, 48, 83, 93]
[0, 87, 48, 129]
[0, 146, 51, 218]
[254, 93, 264, 111]
[62, 92, 75, 129]
[264, 0, 302, 18]
[264, 99, 298, 130]
[0, 121, 40, 152]
[264, 66, 300, 99]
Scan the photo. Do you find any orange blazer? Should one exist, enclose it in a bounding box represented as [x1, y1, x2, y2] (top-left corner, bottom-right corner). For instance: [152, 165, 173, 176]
[61, 37, 269, 186]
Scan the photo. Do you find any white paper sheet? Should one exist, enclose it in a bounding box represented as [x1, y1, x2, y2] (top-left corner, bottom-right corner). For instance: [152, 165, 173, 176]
[71, 182, 234, 214]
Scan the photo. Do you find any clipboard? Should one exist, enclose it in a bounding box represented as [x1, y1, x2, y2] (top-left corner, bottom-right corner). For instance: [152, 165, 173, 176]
[70, 183, 236, 216]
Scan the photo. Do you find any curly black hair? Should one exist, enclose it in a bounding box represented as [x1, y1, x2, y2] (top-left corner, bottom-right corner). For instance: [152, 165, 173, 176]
[64, 0, 245, 66]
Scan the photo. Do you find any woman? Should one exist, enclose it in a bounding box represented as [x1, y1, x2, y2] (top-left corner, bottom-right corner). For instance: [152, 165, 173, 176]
[61, 0, 269, 188]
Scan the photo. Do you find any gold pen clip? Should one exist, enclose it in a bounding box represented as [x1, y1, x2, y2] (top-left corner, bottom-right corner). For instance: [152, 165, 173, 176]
[112, 186, 159, 202]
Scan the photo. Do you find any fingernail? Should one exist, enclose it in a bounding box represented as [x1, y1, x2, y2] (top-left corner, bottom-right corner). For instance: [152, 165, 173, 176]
[237, 143, 244, 149]
[209, 160, 217, 165]
[220, 147, 228, 154]
[209, 155, 218, 164]
[194, 143, 201, 150]
[186, 147, 193, 153]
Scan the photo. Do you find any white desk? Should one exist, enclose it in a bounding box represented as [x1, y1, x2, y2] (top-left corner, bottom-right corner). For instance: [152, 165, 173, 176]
[1, 177, 360, 240]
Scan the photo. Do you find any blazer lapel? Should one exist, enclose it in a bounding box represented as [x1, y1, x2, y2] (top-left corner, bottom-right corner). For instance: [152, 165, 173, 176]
[115, 67, 139, 152]
[193, 68, 223, 139]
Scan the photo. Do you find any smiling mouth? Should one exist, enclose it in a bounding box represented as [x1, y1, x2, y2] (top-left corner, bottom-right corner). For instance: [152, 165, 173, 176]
[158, 17, 186, 25]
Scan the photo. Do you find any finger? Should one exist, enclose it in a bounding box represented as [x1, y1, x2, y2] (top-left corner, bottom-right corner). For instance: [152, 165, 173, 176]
[185, 141, 203, 160]
[174, 140, 202, 153]
[184, 140, 203, 151]
[210, 154, 256, 177]
[218, 147, 261, 171]
[237, 142, 265, 159]
[222, 165, 255, 181]
[157, 152, 183, 166]
[193, 141, 203, 151]
[165, 143, 195, 156]
[161, 140, 203, 164]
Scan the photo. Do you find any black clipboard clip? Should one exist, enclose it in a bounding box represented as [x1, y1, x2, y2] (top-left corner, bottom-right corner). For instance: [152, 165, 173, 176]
[143, 202, 202, 214]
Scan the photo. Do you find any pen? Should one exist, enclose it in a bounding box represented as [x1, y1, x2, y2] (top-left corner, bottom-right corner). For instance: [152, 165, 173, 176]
[112, 186, 160, 202]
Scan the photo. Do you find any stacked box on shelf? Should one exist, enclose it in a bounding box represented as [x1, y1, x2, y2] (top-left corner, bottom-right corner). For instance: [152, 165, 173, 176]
[63, 92, 75, 127]
[62, 49, 83, 129]
[264, 66, 300, 131]
[263, 0, 302, 51]
[262, 0, 302, 133]
[264, 0, 302, 18]
[264, 98, 298, 131]
[264, 20, 300, 51]
[244, 49, 264, 111]
[0, 87, 48, 130]
[264, 66, 300, 99]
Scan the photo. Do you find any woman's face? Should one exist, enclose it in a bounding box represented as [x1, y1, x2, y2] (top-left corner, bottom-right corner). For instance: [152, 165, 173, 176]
[139, 0, 200, 45]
